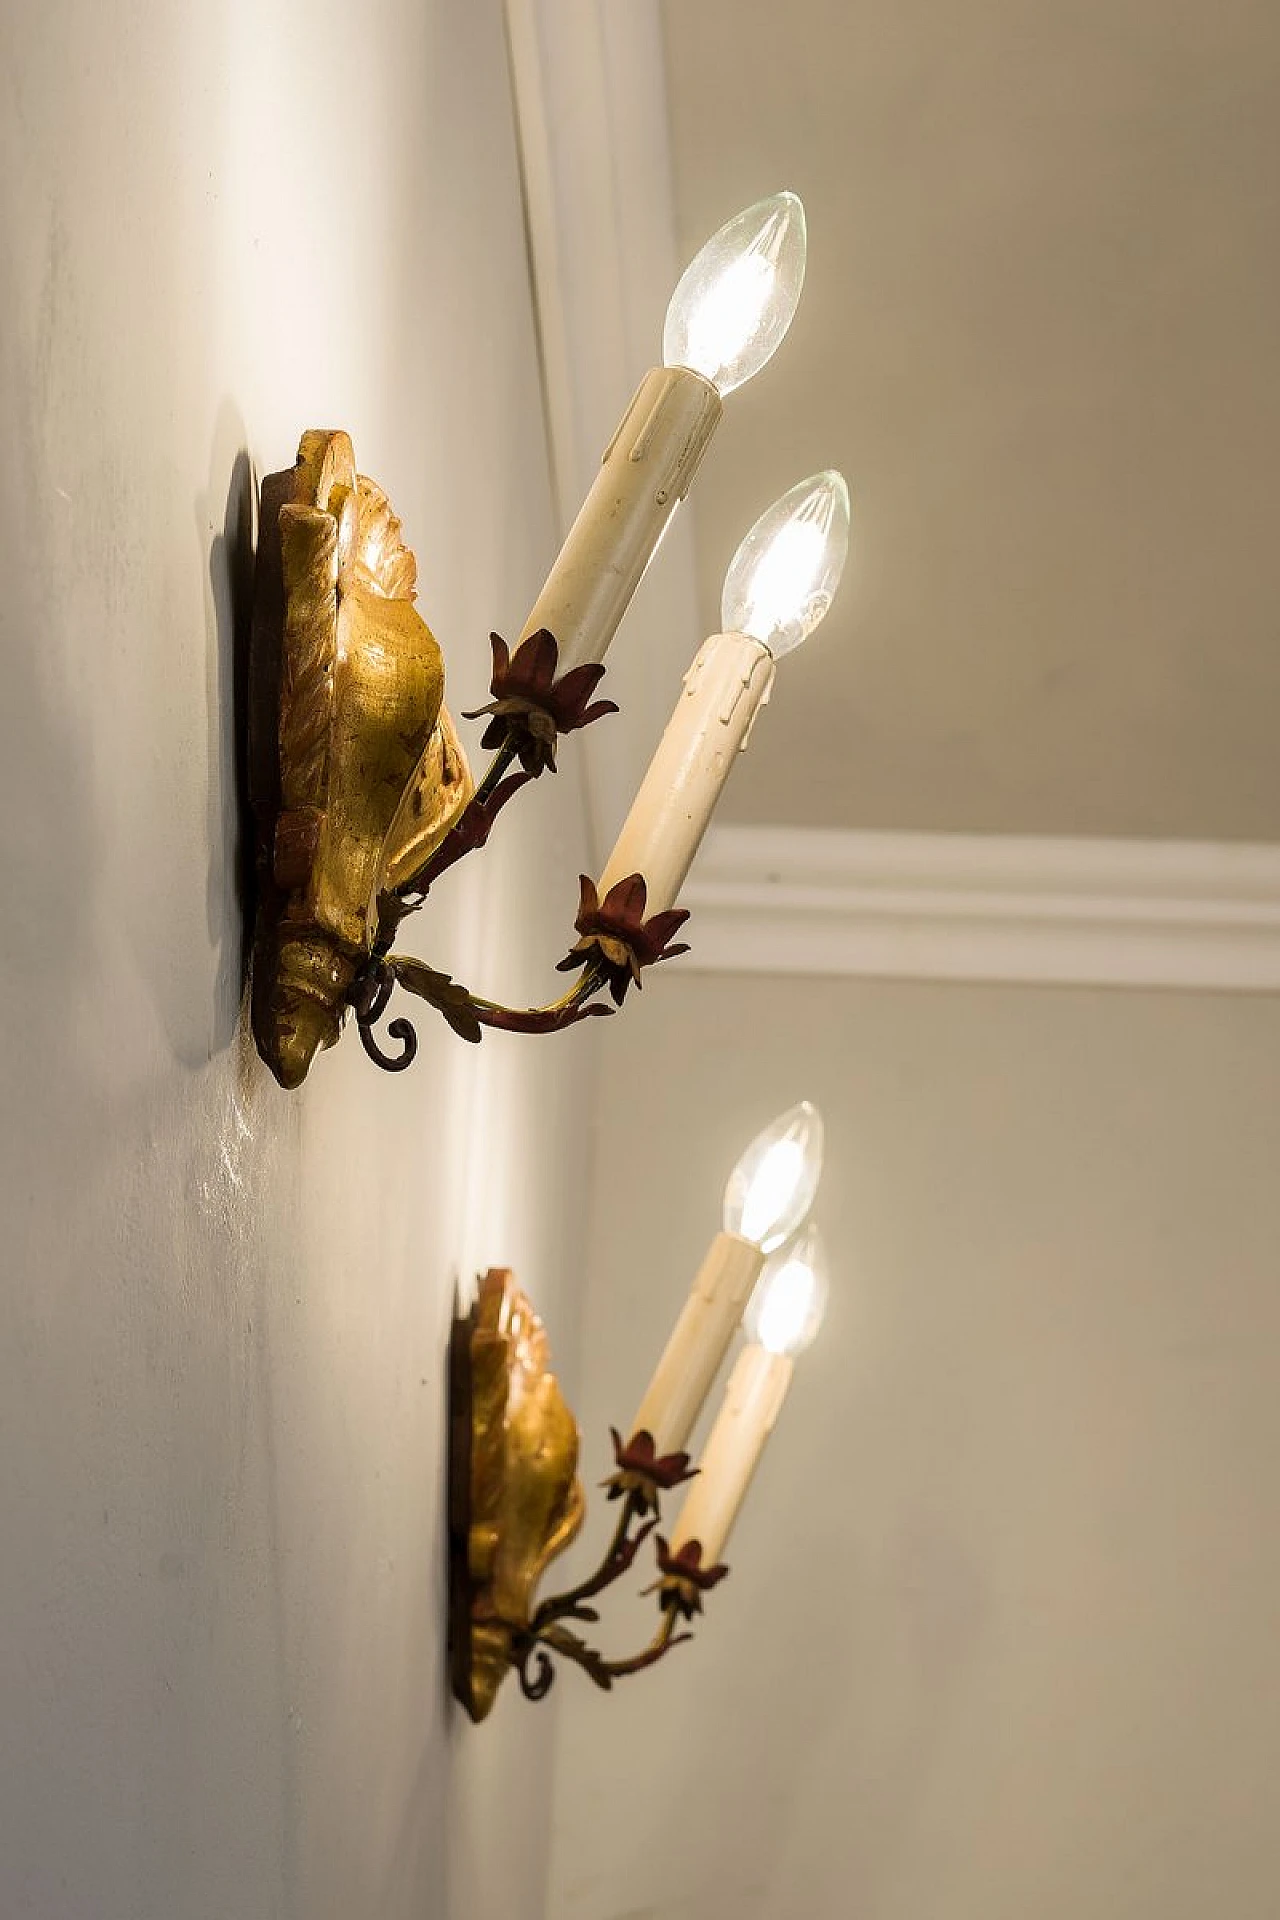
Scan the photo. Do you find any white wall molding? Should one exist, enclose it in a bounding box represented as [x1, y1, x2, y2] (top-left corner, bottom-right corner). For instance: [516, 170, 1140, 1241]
[680, 826, 1280, 991]
[504, 0, 677, 528]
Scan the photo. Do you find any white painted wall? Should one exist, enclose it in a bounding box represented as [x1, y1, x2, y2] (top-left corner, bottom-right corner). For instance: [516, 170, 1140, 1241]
[550, 972, 1280, 1920]
[0, 3, 594, 1916]
[661, 0, 1280, 842]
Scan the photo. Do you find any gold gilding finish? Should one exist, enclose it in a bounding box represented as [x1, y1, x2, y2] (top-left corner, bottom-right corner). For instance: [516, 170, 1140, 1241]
[449, 1269, 584, 1721]
[249, 431, 473, 1087]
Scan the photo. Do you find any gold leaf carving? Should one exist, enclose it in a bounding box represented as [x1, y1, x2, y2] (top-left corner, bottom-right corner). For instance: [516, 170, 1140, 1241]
[380, 701, 475, 894]
[277, 503, 337, 811]
[349, 473, 418, 601]
[249, 429, 473, 1087]
[451, 1270, 584, 1720]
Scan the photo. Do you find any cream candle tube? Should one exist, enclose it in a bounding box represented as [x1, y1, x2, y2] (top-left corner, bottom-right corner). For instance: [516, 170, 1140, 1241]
[521, 366, 722, 675]
[669, 1343, 794, 1567]
[629, 1231, 764, 1457]
[596, 632, 775, 913]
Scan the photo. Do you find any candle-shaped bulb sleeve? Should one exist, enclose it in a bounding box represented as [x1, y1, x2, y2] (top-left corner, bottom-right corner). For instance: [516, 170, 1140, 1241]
[721, 470, 850, 659]
[663, 192, 807, 396]
[520, 365, 723, 676]
[721, 1100, 824, 1253]
[668, 1343, 795, 1568]
[744, 1224, 830, 1358]
[595, 632, 775, 916]
[629, 1231, 764, 1458]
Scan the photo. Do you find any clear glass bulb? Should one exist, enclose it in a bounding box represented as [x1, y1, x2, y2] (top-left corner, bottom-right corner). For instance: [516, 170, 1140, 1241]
[722, 1100, 824, 1253]
[744, 1225, 830, 1358]
[663, 191, 807, 396]
[720, 470, 850, 659]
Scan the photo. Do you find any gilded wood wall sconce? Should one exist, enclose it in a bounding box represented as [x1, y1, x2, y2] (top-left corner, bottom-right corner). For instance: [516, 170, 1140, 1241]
[449, 1104, 829, 1719]
[246, 193, 852, 1087]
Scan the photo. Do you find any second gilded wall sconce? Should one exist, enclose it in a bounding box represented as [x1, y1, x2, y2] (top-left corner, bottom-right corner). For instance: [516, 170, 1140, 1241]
[449, 1105, 831, 1718]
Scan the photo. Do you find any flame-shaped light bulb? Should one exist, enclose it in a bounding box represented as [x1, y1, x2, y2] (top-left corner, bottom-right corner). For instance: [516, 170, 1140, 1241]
[663, 191, 807, 396]
[722, 1100, 824, 1253]
[721, 470, 850, 659]
[745, 1225, 830, 1358]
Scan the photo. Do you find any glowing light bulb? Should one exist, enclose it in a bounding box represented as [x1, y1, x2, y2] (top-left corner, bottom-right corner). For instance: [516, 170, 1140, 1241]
[722, 1101, 824, 1253]
[663, 191, 807, 396]
[721, 470, 850, 659]
[744, 1225, 830, 1358]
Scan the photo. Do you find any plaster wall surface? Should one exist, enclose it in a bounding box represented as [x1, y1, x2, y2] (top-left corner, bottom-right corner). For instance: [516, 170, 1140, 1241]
[550, 971, 1280, 1920]
[0, 3, 593, 1916]
[662, 0, 1280, 841]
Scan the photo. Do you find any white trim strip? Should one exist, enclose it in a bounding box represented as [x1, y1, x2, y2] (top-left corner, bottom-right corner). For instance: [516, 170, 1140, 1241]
[504, 0, 703, 867]
[680, 826, 1280, 991]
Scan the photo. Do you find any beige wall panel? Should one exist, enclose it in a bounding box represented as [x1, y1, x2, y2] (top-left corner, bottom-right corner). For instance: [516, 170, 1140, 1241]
[551, 970, 1280, 1920]
[662, 0, 1280, 840]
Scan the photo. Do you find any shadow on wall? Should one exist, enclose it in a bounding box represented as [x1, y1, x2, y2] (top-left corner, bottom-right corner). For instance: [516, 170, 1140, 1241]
[0, 220, 100, 1076]
[196, 399, 256, 1063]
[101, 396, 258, 1073]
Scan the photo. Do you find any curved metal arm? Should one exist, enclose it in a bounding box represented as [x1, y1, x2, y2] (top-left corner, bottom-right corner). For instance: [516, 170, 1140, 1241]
[468, 965, 614, 1035]
[511, 1483, 699, 1699]
[350, 969, 419, 1071]
[350, 957, 614, 1071]
[531, 1490, 655, 1632]
[594, 1607, 691, 1681]
[470, 739, 522, 809]
[516, 1605, 692, 1698]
